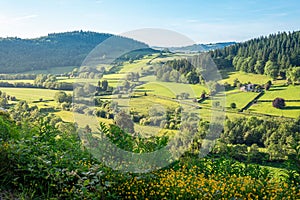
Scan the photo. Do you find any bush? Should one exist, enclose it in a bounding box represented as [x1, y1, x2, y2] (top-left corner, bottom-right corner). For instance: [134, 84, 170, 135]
[272, 97, 285, 109]
[0, 115, 106, 199]
[230, 102, 237, 109]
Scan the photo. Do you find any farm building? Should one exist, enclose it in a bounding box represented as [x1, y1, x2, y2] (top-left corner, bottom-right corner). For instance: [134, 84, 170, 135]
[240, 84, 261, 92]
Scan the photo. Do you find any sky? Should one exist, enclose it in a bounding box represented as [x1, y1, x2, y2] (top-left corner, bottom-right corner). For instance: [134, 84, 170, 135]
[0, 0, 299, 45]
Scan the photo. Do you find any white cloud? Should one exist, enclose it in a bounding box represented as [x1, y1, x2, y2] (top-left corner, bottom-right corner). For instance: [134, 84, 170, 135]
[15, 14, 38, 21]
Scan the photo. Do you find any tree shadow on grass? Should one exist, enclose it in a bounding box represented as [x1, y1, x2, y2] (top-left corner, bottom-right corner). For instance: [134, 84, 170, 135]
[283, 106, 300, 110]
[272, 84, 287, 88]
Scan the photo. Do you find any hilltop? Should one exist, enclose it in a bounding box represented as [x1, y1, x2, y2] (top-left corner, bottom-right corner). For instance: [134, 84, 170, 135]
[0, 31, 149, 73]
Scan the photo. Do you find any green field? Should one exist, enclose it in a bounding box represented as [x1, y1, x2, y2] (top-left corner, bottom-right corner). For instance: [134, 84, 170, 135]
[224, 91, 258, 109]
[249, 101, 300, 118]
[58, 75, 125, 87]
[200, 89, 257, 110]
[0, 87, 71, 102]
[150, 53, 193, 64]
[220, 70, 276, 85]
[129, 95, 179, 116]
[55, 110, 75, 122]
[246, 84, 300, 118]
[136, 79, 208, 99]
[0, 79, 35, 84]
[261, 85, 300, 100]
[119, 55, 156, 73]
[57, 110, 115, 127]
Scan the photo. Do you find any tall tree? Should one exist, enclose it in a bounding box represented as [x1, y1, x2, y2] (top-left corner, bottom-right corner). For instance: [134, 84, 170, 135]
[264, 61, 279, 79]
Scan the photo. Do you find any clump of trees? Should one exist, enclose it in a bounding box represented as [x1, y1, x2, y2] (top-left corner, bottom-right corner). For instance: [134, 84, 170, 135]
[35, 74, 74, 90]
[286, 66, 300, 85]
[155, 58, 205, 84]
[217, 116, 300, 162]
[0, 74, 73, 90]
[114, 111, 135, 134]
[138, 107, 181, 130]
[77, 66, 104, 79]
[96, 80, 113, 96]
[0, 90, 16, 108]
[54, 91, 73, 110]
[126, 72, 140, 82]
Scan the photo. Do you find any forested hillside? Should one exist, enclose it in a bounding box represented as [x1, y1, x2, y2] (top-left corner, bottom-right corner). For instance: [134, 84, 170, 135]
[0, 31, 148, 73]
[211, 31, 300, 79]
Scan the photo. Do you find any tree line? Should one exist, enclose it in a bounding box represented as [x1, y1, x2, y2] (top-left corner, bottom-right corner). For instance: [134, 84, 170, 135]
[0, 74, 36, 80]
[0, 74, 73, 90]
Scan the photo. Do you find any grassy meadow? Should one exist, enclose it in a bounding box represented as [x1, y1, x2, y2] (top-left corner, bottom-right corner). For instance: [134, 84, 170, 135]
[261, 85, 300, 100]
[249, 101, 300, 118]
[0, 79, 35, 84]
[220, 70, 273, 85]
[0, 87, 71, 102]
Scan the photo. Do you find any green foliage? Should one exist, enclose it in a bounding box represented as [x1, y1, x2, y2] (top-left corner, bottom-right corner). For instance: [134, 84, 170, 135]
[114, 111, 135, 134]
[104, 157, 299, 199]
[100, 122, 169, 153]
[286, 66, 300, 84]
[156, 58, 200, 84]
[54, 91, 72, 104]
[0, 73, 73, 90]
[230, 102, 237, 109]
[212, 31, 300, 76]
[0, 110, 299, 199]
[220, 116, 300, 162]
[0, 114, 106, 199]
[264, 61, 279, 79]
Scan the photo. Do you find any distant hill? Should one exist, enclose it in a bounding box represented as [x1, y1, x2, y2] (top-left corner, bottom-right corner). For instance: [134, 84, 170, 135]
[0, 31, 149, 73]
[153, 42, 236, 53]
[211, 31, 300, 78]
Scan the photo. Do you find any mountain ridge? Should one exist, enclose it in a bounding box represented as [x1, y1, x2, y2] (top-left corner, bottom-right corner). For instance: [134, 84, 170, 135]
[0, 31, 149, 73]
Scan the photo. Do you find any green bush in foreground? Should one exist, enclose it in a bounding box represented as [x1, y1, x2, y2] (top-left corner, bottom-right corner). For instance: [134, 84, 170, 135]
[0, 115, 106, 199]
[0, 113, 299, 199]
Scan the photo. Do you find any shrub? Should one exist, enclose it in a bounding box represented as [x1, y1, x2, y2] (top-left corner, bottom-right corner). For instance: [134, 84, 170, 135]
[0, 115, 106, 199]
[272, 97, 285, 109]
[230, 102, 237, 109]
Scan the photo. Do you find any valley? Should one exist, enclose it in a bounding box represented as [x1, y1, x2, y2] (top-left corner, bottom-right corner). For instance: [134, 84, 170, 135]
[0, 31, 299, 199]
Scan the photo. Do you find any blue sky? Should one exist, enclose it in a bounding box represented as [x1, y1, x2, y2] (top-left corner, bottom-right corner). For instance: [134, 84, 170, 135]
[0, 0, 299, 44]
